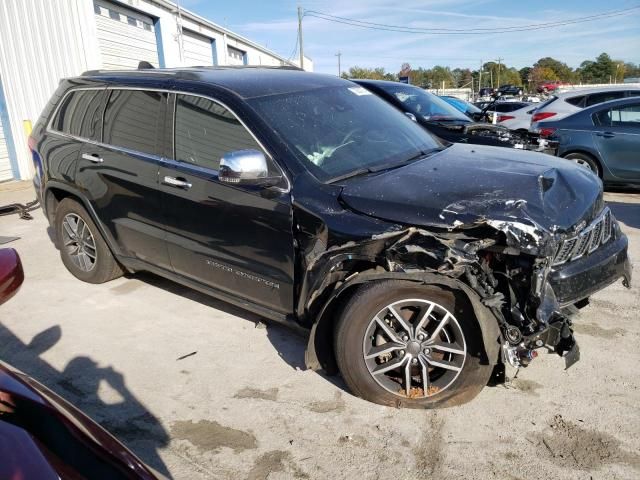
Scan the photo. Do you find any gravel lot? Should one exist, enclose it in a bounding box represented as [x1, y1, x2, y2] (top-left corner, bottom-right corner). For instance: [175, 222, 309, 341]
[1, 181, 638, 480]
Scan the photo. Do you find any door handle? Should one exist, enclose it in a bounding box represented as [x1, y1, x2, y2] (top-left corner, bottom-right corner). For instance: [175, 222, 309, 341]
[163, 176, 192, 189]
[81, 153, 103, 163]
[596, 132, 616, 138]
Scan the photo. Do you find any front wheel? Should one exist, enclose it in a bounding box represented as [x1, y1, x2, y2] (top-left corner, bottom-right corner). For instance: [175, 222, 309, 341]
[334, 281, 493, 408]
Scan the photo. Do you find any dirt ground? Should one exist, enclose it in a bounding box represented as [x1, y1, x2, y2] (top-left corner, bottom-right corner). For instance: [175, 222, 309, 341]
[1, 181, 638, 480]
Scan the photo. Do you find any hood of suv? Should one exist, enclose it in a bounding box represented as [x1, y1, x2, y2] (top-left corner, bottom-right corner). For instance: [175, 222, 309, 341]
[339, 143, 603, 234]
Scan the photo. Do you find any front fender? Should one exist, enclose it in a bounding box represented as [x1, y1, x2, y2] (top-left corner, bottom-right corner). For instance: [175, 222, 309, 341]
[305, 271, 502, 374]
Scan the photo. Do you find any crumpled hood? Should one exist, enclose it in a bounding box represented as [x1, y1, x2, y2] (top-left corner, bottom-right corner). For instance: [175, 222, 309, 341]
[340, 143, 603, 236]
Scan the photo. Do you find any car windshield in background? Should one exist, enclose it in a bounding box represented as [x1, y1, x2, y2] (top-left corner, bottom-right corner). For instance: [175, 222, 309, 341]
[249, 85, 441, 181]
[443, 97, 482, 115]
[378, 84, 471, 122]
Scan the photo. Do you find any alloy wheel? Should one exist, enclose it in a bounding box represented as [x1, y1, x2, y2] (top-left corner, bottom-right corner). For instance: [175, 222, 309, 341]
[61, 213, 97, 272]
[362, 299, 466, 398]
[571, 157, 595, 173]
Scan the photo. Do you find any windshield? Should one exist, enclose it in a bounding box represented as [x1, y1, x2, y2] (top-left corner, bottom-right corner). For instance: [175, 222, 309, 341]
[377, 84, 471, 122]
[248, 85, 441, 181]
[444, 97, 481, 115]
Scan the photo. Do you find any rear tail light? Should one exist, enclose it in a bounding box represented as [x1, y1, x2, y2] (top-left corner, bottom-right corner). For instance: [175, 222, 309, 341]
[497, 115, 515, 122]
[539, 127, 557, 138]
[532, 111, 556, 122]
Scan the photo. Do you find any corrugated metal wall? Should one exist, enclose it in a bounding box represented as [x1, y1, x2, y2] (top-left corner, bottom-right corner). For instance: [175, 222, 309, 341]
[0, 0, 99, 179]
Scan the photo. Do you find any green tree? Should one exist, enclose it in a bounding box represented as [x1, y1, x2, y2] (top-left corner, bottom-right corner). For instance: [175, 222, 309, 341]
[624, 62, 640, 79]
[519, 67, 532, 87]
[341, 66, 396, 81]
[533, 57, 575, 82]
[578, 53, 615, 83]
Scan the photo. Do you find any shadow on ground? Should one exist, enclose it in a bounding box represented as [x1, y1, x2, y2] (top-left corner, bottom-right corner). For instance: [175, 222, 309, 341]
[607, 201, 640, 230]
[0, 323, 172, 478]
[136, 271, 349, 391]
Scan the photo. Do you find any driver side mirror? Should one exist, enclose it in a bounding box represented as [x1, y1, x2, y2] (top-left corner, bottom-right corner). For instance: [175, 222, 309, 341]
[0, 248, 24, 306]
[219, 149, 282, 187]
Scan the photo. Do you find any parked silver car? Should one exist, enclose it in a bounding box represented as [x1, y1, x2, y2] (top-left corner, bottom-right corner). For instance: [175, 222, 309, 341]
[530, 86, 640, 133]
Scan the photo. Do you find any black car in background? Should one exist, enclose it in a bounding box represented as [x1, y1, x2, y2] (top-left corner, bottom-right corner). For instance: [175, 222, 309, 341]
[497, 84, 524, 96]
[31, 66, 630, 408]
[354, 79, 545, 150]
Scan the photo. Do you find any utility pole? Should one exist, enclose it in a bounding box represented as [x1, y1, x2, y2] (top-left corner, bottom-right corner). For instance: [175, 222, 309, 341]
[335, 52, 342, 77]
[479, 59, 483, 91]
[496, 57, 504, 87]
[297, 6, 304, 70]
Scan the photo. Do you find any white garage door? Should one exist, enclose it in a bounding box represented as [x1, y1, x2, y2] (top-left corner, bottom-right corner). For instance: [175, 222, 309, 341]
[94, 0, 159, 70]
[0, 114, 13, 182]
[183, 30, 214, 67]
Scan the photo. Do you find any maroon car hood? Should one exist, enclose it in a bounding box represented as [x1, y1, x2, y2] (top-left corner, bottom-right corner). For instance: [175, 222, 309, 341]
[0, 362, 160, 480]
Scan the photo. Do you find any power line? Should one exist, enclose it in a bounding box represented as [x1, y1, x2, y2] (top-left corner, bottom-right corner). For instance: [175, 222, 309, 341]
[303, 5, 640, 35]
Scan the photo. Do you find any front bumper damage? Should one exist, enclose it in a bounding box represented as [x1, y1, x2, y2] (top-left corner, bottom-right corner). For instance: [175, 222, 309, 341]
[302, 191, 631, 377]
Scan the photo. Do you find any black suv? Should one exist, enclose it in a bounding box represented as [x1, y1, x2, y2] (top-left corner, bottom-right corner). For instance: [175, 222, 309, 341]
[31, 67, 631, 408]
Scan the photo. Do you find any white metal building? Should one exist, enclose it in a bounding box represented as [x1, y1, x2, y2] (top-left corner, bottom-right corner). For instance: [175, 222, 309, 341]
[0, 0, 313, 182]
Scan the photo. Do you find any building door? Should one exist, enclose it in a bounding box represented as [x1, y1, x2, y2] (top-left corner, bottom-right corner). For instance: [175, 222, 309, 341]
[182, 30, 215, 66]
[94, 0, 160, 70]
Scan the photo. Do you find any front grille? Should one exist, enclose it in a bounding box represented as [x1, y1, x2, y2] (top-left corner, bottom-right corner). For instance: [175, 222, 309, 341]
[553, 208, 614, 266]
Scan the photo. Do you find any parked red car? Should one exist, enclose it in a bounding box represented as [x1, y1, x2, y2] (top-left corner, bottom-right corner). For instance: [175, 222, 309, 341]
[537, 80, 570, 94]
[0, 248, 162, 480]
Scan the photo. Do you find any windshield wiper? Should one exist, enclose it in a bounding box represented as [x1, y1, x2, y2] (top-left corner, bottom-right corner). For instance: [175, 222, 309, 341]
[327, 167, 374, 183]
[368, 148, 442, 173]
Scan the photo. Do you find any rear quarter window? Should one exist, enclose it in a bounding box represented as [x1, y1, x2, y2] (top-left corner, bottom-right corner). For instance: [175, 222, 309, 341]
[51, 89, 104, 140]
[565, 95, 585, 107]
[585, 91, 625, 107]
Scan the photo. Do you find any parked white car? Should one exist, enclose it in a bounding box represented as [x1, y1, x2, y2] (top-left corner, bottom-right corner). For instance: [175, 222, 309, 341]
[483, 102, 531, 130]
[529, 85, 640, 133]
[491, 103, 537, 131]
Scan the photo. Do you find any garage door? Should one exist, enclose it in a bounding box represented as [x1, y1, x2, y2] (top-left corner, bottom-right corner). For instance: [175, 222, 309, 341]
[0, 114, 13, 182]
[94, 0, 159, 70]
[183, 30, 214, 66]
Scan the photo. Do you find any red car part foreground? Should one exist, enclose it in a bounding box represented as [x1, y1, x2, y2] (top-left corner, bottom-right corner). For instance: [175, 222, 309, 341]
[0, 248, 162, 480]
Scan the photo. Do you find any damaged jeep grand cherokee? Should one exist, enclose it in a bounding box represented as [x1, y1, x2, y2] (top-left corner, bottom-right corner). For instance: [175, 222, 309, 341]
[32, 67, 632, 408]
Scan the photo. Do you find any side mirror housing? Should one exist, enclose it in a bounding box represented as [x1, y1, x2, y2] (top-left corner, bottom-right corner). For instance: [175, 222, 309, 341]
[219, 149, 282, 187]
[0, 248, 24, 306]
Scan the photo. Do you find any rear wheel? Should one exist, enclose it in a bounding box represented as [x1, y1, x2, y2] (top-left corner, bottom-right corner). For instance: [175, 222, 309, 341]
[55, 198, 123, 284]
[334, 281, 492, 408]
[564, 152, 601, 177]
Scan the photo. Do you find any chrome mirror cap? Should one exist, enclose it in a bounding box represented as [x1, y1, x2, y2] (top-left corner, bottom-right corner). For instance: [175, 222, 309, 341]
[219, 149, 277, 185]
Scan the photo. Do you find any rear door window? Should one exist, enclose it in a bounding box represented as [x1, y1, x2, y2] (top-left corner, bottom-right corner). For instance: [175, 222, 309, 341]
[51, 89, 105, 140]
[585, 91, 626, 107]
[174, 94, 262, 171]
[610, 103, 640, 128]
[103, 89, 164, 156]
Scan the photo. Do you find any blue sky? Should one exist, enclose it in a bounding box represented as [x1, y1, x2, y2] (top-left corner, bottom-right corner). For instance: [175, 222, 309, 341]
[180, 0, 640, 74]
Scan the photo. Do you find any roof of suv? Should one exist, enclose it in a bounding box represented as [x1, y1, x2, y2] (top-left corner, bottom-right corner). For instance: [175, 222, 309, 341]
[79, 66, 347, 99]
[554, 85, 640, 98]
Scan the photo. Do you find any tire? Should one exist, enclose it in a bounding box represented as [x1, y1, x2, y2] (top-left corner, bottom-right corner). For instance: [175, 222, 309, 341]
[55, 198, 123, 284]
[563, 152, 601, 177]
[334, 280, 493, 409]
